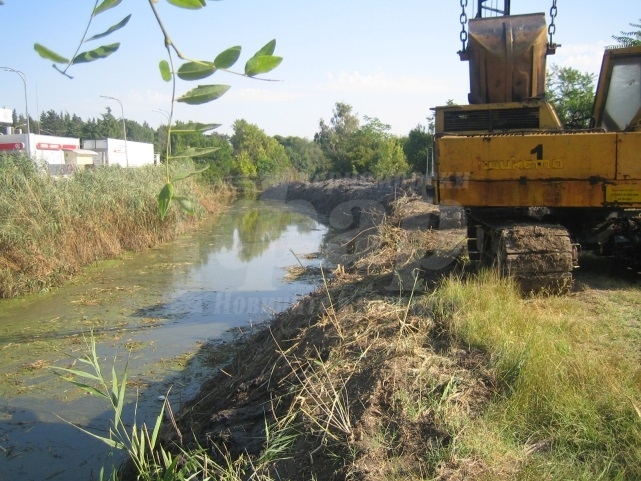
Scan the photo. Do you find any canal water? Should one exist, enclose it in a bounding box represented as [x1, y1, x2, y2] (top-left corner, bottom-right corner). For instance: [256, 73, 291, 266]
[0, 199, 327, 481]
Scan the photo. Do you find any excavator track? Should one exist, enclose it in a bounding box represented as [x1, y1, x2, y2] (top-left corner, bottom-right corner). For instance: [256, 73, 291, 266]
[472, 222, 577, 293]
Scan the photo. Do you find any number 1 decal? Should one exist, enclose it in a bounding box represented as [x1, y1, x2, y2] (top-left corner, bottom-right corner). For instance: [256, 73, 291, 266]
[530, 144, 543, 160]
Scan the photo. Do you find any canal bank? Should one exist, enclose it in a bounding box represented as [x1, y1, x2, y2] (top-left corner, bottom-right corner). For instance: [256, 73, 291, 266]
[145, 178, 641, 481]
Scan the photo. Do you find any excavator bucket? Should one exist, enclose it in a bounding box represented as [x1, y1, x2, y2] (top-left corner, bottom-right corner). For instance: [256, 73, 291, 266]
[463, 13, 550, 104]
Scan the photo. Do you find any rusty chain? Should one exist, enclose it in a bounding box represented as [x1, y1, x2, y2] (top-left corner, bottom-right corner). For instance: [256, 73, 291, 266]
[548, 0, 558, 46]
[460, 0, 468, 52]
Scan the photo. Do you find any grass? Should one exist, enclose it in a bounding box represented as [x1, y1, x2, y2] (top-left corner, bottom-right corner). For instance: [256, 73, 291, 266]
[428, 269, 641, 480]
[0, 154, 234, 298]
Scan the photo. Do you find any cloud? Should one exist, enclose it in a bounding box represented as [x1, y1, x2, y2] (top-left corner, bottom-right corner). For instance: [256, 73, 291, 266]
[553, 42, 609, 74]
[321, 71, 461, 95]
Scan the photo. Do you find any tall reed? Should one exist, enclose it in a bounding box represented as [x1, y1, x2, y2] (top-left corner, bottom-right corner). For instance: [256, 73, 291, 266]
[0, 154, 232, 298]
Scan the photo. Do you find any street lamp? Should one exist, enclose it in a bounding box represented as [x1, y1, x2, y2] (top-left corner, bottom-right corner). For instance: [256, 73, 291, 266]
[1, 67, 30, 153]
[100, 95, 129, 168]
[152, 108, 171, 157]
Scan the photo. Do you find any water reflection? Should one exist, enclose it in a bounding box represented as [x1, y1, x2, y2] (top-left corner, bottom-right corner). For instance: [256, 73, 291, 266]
[209, 199, 319, 262]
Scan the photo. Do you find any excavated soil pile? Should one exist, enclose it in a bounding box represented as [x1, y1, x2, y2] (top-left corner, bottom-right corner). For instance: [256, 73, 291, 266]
[133, 179, 490, 480]
[260, 176, 432, 222]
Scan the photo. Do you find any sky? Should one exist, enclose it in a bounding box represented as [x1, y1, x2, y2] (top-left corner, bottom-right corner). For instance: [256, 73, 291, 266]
[0, 1, 638, 139]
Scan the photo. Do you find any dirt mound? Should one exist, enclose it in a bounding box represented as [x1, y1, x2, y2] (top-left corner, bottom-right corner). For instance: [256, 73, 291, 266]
[261, 176, 434, 222]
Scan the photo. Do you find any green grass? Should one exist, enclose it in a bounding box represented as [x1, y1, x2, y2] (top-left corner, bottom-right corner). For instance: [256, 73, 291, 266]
[427, 269, 641, 480]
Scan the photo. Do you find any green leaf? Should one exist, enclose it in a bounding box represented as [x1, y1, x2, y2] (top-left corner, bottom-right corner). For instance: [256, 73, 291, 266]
[254, 39, 277, 57]
[159, 60, 171, 82]
[86, 15, 131, 42]
[171, 165, 210, 182]
[177, 61, 216, 81]
[51, 366, 102, 382]
[158, 182, 174, 221]
[245, 55, 283, 77]
[177, 84, 230, 105]
[166, 0, 206, 9]
[214, 46, 241, 69]
[114, 365, 127, 427]
[150, 398, 167, 450]
[34, 43, 69, 64]
[72, 43, 120, 64]
[111, 364, 119, 405]
[171, 122, 220, 134]
[171, 148, 219, 160]
[94, 0, 122, 15]
[172, 196, 195, 215]
[68, 421, 124, 449]
[67, 380, 109, 399]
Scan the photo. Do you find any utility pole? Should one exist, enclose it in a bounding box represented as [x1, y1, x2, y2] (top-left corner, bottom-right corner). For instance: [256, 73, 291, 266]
[1, 67, 30, 154]
[100, 95, 129, 168]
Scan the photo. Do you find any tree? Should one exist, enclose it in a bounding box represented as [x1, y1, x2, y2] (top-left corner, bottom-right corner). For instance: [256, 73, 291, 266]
[126, 120, 155, 143]
[356, 117, 408, 176]
[231, 120, 292, 179]
[403, 123, 433, 174]
[64, 113, 85, 138]
[98, 107, 123, 139]
[369, 137, 408, 178]
[274, 136, 330, 178]
[315, 102, 360, 173]
[314, 104, 409, 177]
[197, 134, 235, 182]
[39, 110, 66, 136]
[547, 65, 595, 129]
[612, 19, 641, 47]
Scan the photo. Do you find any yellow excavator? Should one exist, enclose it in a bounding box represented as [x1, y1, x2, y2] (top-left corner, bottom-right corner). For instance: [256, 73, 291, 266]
[433, 1, 641, 291]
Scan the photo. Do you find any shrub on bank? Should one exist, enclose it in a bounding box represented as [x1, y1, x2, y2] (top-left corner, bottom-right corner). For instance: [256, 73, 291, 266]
[0, 154, 232, 298]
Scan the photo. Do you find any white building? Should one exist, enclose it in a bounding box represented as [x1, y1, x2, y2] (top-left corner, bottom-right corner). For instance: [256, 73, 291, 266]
[82, 138, 155, 168]
[0, 130, 86, 174]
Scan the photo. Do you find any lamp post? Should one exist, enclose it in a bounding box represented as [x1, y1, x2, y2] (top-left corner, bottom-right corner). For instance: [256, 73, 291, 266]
[152, 108, 171, 157]
[1, 67, 30, 155]
[100, 95, 128, 168]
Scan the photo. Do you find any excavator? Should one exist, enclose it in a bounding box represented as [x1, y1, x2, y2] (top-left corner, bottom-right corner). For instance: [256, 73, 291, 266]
[433, 0, 641, 291]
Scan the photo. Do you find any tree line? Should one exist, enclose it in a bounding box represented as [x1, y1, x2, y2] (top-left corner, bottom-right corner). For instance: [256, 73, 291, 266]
[8, 104, 434, 184]
[9, 25, 640, 187]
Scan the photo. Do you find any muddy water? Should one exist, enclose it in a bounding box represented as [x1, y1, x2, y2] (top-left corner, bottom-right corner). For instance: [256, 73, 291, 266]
[0, 199, 327, 481]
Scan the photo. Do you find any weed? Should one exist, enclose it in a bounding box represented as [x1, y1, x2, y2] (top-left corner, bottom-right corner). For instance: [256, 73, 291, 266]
[51, 331, 296, 480]
[427, 270, 641, 479]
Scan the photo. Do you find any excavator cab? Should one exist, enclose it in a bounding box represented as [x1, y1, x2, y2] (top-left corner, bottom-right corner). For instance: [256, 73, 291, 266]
[592, 45, 641, 132]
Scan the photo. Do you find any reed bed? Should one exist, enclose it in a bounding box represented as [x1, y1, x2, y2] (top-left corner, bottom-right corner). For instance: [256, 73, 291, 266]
[0, 154, 233, 298]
